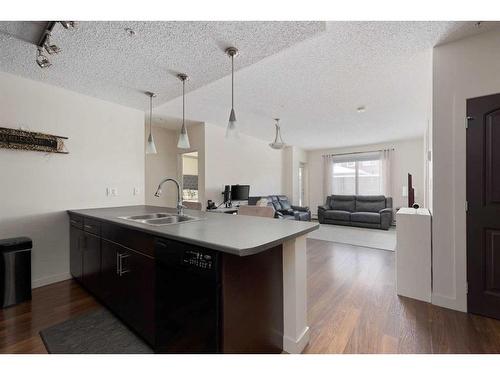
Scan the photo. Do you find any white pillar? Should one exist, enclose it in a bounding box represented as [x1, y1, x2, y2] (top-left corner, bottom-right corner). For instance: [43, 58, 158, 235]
[282, 234, 309, 353]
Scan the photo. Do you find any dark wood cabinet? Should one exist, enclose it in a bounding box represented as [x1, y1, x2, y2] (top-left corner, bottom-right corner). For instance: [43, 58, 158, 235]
[69, 226, 84, 283]
[82, 232, 101, 297]
[120, 248, 155, 344]
[100, 239, 155, 345]
[69, 213, 283, 353]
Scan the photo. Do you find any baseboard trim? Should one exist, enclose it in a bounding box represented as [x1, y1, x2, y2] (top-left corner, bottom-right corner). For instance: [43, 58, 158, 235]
[431, 293, 467, 312]
[32, 272, 72, 289]
[283, 326, 310, 354]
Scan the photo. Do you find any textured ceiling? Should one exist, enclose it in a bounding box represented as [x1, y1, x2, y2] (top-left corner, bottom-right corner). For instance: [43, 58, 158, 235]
[0, 21, 325, 110]
[2, 21, 500, 150]
[155, 21, 500, 149]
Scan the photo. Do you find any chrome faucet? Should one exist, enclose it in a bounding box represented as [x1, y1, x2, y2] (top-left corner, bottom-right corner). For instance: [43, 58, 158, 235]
[154, 178, 185, 215]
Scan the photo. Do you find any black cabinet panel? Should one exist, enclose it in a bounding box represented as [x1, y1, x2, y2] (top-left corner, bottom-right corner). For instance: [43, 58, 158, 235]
[101, 239, 155, 346]
[82, 232, 101, 297]
[69, 226, 83, 282]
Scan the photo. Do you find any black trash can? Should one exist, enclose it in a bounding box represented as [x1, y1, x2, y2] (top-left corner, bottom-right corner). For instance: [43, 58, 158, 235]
[0, 237, 32, 308]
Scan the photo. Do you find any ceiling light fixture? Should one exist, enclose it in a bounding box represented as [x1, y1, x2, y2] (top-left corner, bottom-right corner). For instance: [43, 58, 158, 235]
[36, 46, 51, 68]
[35, 21, 75, 69]
[225, 47, 239, 139]
[269, 118, 286, 150]
[43, 32, 61, 54]
[177, 73, 190, 149]
[357, 106, 366, 113]
[145, 92, 158, 154]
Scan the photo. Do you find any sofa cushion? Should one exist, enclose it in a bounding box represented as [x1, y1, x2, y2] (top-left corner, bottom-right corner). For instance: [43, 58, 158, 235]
[330, 195, 355, 212]
[355, 195, 386, 213]
[324, 210, 351, 221]
[351, 212, 381, 224]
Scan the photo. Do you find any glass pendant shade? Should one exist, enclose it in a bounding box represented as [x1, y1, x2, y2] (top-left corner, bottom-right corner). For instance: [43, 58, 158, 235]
[269, 119, 286, 150]
[226, 108, 238, 139]
[146, 133, 157, 154]
[177, 73, 191, 149]
[145, 92, 157, 154]
[177, 124, 190, 149]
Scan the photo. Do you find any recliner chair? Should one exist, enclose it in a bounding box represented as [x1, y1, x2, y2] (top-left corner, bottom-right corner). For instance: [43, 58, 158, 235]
[248, 195, 311, 221]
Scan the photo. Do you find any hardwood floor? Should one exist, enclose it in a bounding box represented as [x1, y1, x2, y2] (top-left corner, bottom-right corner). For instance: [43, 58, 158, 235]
[1, 238, 500, 354]
[304, 239, 500, 353]
[0, 279, 99, 353]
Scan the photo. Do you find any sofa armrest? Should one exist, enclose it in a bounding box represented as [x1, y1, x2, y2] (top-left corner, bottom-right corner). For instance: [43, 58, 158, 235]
[379, 208, 393, 230]
[291, 205, 310, 212]
[318, 205, 329, 211]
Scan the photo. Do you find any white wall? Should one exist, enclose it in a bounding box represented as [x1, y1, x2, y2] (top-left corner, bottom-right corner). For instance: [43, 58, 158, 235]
[283, 146, 308, 206]
[145, 126, 178, 207]
[145, 122, 205, 207]
[0, 72, 145, 288]
[432, 28, 500, 312]
[204, 123, 283, 203]
[307, 138, 425, 213]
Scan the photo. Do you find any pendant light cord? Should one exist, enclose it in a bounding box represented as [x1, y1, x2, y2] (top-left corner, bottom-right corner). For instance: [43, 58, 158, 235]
[182, 79, 185, 127]
[149, 95, 153, 133]
[231, 54, 234, 110]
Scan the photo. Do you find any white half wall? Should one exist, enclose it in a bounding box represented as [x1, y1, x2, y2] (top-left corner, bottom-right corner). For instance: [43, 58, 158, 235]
[307, 138, 425, 213]
[0, 72, 145, 288]
[432, 27, 500, 312]
[204, 123, 283, 203]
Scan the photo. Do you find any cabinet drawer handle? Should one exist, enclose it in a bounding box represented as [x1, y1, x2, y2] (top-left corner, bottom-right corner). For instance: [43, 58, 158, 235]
[118, 253, 131, 276]
[70, 219, 80, 225]
[84, 224, 93, 230]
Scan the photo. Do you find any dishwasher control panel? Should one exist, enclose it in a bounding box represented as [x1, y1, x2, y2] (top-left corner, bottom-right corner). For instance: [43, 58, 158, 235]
[183, 250, 213, 270]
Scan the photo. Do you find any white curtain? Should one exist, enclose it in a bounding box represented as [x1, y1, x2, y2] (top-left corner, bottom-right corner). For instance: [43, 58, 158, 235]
[323, 154, 334, 197]
[380, 149, 393, 197]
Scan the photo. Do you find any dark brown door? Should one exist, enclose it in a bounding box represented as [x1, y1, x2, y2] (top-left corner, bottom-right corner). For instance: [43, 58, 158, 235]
[467, 92, 500, 319]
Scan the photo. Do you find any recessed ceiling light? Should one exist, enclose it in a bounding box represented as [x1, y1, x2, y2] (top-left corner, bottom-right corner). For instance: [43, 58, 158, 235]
[357, 106, 366, 113]
[125, 28, 136, 37]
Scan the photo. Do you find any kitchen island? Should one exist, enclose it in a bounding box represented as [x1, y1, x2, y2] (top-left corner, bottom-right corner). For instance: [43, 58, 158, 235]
[67, 205, 318, 354]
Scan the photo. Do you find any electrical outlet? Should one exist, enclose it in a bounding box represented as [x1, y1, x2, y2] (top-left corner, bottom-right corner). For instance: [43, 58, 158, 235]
[111, 188, 118, 197]
[133, 187, 140, 196]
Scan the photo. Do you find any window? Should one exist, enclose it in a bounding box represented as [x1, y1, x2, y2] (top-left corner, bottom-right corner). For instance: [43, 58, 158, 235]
[332, 158, 382, 195]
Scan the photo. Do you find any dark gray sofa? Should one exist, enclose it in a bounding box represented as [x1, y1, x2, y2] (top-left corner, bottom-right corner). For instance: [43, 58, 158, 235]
[318, 195, 393, 230]
[248, 195, 311, 221]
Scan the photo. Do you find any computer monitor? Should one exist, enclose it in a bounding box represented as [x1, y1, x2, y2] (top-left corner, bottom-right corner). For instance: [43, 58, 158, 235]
[230, 185, 250, 201]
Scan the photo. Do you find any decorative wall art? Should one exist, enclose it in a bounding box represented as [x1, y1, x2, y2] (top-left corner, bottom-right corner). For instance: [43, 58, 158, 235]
[0, 127, 68, 154]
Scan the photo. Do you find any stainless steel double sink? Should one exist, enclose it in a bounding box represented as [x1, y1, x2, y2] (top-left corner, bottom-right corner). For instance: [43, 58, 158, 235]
[119, 212, 202, 226]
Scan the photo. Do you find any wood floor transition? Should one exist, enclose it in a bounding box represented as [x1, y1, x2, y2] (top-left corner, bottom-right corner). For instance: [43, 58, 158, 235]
[2, 238, 500, 354]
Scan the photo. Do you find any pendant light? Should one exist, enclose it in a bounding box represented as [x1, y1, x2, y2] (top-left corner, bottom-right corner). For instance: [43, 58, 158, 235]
[145, 92, 157, 154]
[225, 47, 239, 139]
[269, 118, 286, 150]
[177, 73, 190, 149]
